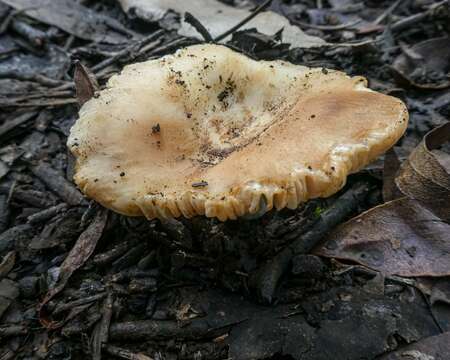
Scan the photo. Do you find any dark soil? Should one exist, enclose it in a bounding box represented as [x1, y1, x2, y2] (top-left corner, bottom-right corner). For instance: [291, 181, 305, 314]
[0, 0, 449, 359]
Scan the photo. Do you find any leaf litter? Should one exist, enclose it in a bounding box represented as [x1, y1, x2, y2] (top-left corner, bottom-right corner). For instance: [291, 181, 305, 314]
[118, 0, 327, 48]
[396, 121, 450, 222]
[317, 122, 450, 277]
[379, 331, 450, 360]
[392, 37, 450, 90]
[315, 197, 450, 277]
[1, 0, 136, 44]
[0, 0, 450, 358]
[39, 208, 108, 329]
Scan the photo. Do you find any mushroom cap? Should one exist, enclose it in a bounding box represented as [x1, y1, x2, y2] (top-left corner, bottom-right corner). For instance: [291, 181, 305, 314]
[68, 44, 408, 221]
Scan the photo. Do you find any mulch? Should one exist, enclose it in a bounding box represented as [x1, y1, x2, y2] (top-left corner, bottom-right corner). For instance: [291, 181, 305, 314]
[0, 0, 449, 359]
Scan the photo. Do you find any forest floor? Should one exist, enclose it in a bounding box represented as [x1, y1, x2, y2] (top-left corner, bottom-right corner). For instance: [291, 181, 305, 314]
[0, 0, 449, 359]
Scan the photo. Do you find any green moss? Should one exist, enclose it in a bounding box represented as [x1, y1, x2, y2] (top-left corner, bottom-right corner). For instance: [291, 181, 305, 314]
[314, 206, 325, 218]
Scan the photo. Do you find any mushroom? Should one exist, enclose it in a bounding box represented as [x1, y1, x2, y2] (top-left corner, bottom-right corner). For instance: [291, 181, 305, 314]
[68, 44, 408, 221]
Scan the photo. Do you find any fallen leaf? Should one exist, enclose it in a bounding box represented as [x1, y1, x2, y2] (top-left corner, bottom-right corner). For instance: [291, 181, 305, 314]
[396, 122, 450, 222]
[227, 285, 440, 360]
[2, 0, 134, 44]
[379, 332, 450, 360]
[118, 0, 327, 48]
[392, 37, 450, 89]
[39, 209, 108, 329]
[74, 61, 99, 107]
[315, 198, 450, 277]
[429, 280, 450, 306]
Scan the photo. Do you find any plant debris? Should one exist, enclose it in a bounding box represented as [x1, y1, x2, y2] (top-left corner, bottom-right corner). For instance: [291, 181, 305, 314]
[74, 61, 99, 107]
[379, 331, 450, 360]
[0, 0, 449, 358]
[392, 37, 450, 89]
[2, 0, 136, 44]
[396, 122, 450, 222]
[316, 198, 450, 277]
[118, 0, 327, 48]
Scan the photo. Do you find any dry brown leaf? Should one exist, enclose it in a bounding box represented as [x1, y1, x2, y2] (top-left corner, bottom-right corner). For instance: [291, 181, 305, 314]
[315, 198, 450, 277]
[396, 122, 450, 222]
[392, 37, 450, 90]
[74, 61, 99, 107]
[39, 209, 108, 329]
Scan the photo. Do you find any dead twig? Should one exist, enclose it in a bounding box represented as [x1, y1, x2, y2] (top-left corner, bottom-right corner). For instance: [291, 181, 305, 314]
[0, 325, 28, 338]
[329, 39, 377, 48]
[0, 111, 38, 142]
[391, 0, 448, 32]
[109, 319, 229, 341]
[112, 243, 148, 272]
[92, 30, 164, 73]
[145, 37, 193, 57]
[1, 97, 77, 107]
[52, 293, 106, 316]
[93, 241, 136, 267]
[0, 6, 44, 34]
[374, 0, 405, 25]
[252, 181, 371, 304]
[184, 12, 214, 42]
[104, 345, 153, 360]
[30, 162, 85, 206]
[215, 0, 273, 42]
[293, 19, 362, 31]
[95, 36, 187, 80]
[27, 203, 68, 224]
[92, 292, 114, 360]
[10, 18, 47, 47]
[0, 68, 65, 86]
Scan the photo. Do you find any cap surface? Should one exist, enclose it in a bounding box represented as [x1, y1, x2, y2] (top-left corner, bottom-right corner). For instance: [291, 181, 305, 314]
[68, 44, 408, 221]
